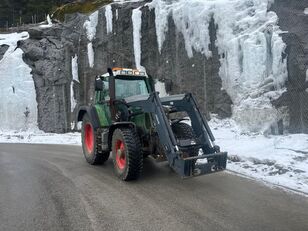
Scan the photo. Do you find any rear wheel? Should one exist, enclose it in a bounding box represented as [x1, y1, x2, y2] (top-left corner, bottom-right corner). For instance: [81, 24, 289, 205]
[112, 128, 142, 181]
[82, 114, 109, 165]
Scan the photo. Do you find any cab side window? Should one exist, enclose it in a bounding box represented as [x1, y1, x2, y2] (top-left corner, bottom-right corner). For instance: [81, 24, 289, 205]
[97, 77, 110, 102]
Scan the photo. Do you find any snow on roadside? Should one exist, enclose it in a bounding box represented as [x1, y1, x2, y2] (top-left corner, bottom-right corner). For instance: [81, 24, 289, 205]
[209, 116, 308, 194]
[0, 130, 81, 145]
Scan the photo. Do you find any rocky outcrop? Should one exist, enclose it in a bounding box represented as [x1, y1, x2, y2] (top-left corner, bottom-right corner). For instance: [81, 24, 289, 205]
[271, 0, 308, 133]
[19, 14, 88, 132]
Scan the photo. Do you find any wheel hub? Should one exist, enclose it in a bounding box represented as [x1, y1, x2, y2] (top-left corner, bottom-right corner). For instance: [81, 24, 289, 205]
[85, 123, 94, 153]
[117, 149, 124, 158]
[115, 140, 126, 170]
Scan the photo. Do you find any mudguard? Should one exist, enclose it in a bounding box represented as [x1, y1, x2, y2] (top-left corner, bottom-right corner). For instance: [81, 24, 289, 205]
[77, 105, 101, 130]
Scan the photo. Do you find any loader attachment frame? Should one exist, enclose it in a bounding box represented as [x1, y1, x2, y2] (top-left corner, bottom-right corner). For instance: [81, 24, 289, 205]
[125, 92, 227, 177]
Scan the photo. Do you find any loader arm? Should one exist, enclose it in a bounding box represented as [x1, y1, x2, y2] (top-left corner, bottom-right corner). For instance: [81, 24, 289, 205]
[125, 92, 227, 177]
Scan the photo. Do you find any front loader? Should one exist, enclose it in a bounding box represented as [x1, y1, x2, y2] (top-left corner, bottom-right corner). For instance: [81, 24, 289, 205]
[77, 67, 227, 181]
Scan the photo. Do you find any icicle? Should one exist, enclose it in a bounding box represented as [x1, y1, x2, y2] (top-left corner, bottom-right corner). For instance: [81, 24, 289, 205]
[105, 5, 113, 34]
[71, 55, 79, 112]
[84, 11, 98, 68]
[147, 0, 169, 53]
[87, 43, 95, 68]
[132, 7, 144, 70]
[71, 55, 79, 82]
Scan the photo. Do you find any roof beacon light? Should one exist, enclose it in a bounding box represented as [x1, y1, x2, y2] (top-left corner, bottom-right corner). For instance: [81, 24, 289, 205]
[111, 67, 147, 76]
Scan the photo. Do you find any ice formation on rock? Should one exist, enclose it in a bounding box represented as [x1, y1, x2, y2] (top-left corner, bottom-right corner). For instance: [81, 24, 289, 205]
[0, 32, 38, 131]
[39, 14, 53, 28]
[155, 80, 168, 97]
[70, 55, 79, 112]
[148, 0, 288, 133]
[116, 9, 119, 20]
[84, 11, 99, 68]
[132, 7, 144, 70]
[105, 5, 113, 34]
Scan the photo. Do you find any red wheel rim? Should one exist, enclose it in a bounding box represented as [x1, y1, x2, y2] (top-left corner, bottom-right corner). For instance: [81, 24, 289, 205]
[85, 123, 94, 153]
[115, 140, 126, 170]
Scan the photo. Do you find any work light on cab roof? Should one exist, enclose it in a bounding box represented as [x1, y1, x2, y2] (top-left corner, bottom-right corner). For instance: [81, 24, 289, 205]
[112, 67, 147, 76]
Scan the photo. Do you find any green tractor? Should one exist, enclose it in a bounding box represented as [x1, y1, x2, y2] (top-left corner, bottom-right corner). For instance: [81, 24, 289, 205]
[77, 67, 227, 181]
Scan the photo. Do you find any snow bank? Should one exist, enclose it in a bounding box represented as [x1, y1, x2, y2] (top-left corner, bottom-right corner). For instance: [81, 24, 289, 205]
[148, 0, 288, 133]
[105, 5, 113, 34]
[132, 7, 144, 70]
[0, 130, 81, 145]
[0, 32, 38, 131]
[209, 116, 308, 194]
[84, 11, 99, 68]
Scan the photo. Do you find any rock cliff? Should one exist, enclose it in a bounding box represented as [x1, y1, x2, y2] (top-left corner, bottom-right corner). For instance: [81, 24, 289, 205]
[17, 0, 308, 134]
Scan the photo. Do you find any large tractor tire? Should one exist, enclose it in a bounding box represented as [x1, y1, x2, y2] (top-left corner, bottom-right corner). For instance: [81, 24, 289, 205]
[112, 128, 142, 181]
[171, 122, 198, 157]
[82, 114, 110, 165]
[172, 122, 195, 139]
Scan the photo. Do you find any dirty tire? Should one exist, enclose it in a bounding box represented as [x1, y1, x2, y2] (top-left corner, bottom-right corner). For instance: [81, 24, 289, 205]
[82, 114, 110, 165]
[172, 122, 198, 156]
[112, 128, 142, 181]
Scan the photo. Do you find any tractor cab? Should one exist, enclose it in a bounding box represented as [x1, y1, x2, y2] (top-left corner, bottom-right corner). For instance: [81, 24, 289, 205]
[93, 68, 154, 126]
[95, 68, 152, 101]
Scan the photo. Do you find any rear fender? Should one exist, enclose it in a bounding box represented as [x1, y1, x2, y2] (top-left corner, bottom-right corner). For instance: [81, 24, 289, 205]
[77, 106, 100, 130]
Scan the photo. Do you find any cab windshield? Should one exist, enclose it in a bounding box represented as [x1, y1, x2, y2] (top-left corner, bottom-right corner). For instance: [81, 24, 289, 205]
[115, 78, 149, 99]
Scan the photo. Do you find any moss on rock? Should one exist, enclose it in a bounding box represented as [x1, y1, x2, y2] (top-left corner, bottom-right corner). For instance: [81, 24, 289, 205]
[52, 0, 112, 21]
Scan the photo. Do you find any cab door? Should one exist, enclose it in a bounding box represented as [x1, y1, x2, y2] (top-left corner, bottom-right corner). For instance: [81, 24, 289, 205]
[94, 77, 112, 127]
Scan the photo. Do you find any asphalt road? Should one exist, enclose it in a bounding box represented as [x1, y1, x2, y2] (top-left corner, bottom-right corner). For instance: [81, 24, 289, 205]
[0, 144, 308, 231]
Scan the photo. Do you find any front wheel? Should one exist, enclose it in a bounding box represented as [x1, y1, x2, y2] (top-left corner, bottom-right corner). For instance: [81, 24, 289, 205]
[81, 114, 109, 165]
[112, 128, 142, 181]
[172, 122, 198, 157]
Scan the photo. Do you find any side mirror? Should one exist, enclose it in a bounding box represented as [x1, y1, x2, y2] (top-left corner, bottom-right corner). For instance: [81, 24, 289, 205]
[95, 78, 104, 91]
